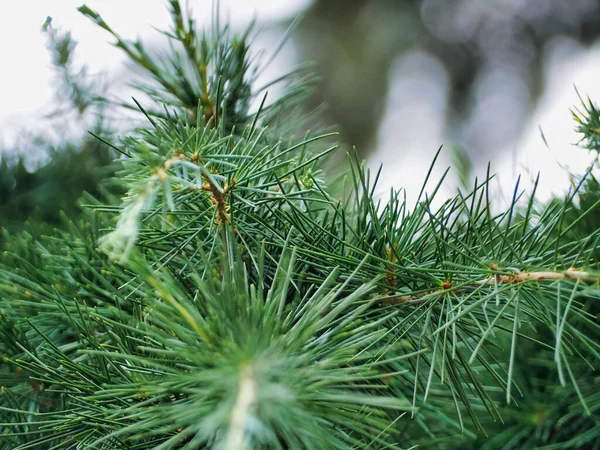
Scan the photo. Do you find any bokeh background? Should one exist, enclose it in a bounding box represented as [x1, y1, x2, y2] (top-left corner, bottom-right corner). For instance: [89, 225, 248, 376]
[3, 0, 600, 226]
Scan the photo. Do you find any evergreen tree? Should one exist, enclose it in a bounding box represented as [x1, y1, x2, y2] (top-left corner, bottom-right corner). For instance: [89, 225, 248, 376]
[1, 2, 599, 448]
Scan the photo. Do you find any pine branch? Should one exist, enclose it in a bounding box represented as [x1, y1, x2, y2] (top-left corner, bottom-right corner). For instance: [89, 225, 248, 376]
[78, 1, 314, 132]
[381, 267, 600, 305]
[1, 2, 599, 449]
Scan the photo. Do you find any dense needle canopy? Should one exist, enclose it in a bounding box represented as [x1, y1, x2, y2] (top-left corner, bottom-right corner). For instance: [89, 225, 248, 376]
[0, 2, 599, 449]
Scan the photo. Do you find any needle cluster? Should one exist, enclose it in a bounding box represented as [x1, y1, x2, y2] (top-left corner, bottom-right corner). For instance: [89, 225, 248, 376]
[1, 2, 599, 449]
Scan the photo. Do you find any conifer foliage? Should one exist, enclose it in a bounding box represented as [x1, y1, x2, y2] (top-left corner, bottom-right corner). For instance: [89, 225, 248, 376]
[1, 2, 599, 449]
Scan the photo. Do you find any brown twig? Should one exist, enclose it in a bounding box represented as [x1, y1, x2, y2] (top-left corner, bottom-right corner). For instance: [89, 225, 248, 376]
[164, 153, 233, 224]
[477, 268, 596, 285]
[379, 267, 599, 306]
[202, 181, 230, 224]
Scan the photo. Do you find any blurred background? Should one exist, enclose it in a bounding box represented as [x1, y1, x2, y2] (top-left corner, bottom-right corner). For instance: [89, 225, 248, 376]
[2, 0, 600, 228]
